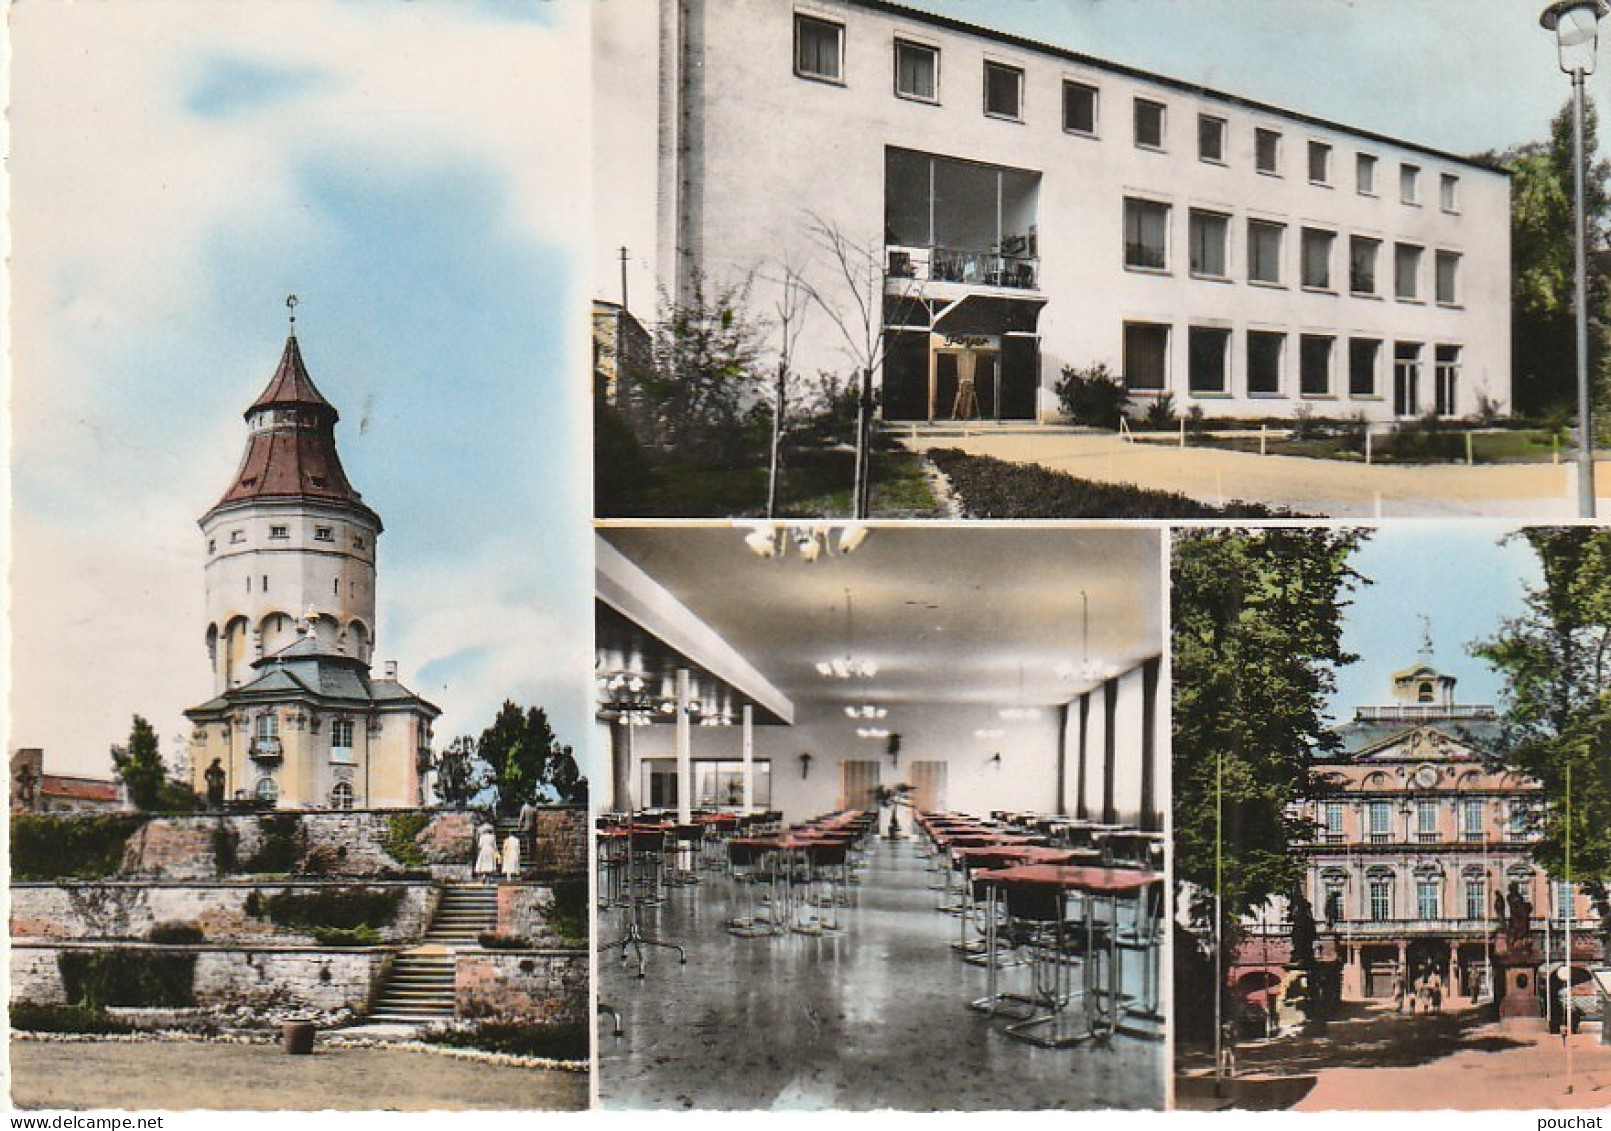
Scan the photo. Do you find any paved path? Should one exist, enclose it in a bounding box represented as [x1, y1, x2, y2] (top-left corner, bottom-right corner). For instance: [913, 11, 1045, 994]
[9, 1039, 589, 1111]
[905, 431, 1611, 518]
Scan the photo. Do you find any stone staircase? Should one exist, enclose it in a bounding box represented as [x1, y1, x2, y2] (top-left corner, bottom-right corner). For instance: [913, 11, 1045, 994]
[366, 883, 499, 1025]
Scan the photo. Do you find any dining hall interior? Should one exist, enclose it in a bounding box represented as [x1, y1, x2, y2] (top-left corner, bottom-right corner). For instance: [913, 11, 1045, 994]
[594, 524, 1167, 1111]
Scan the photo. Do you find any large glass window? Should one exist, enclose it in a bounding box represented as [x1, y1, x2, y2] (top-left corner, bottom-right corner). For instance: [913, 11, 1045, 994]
[1124, 198, 1170, 271]
[1350, 236, 1380, 295]
[1063, 80, 1097, 134]
[330, 781, 354, 810]
[1465, 877, 1486, 921]
[795, 15, 844, 83]
[1123, 322, 1170, 391]
[331, 719, 355, 764]
[1189, 210, 1229, 278]
[894, 40, 938, 102]
[1349, 338, 1380, 397]
[1188, 327, 1230, 394]
[642, 759, 774, 810]
[1394, 342, 1422, 415]
[1324, 801, 1344, 843]
[1300, 335, 1334, 396]
[1417, 800, 1438, 843]
[1248, 220, 1284, 284]
[1435, 345, 1461, 417]
[984, 61, 1023, 120]
[1301, 227, 1335, 290]
[1247, 331, 1284, 395]
[1417, 877, 1441, 919]
[1462, 798, 1484, 841]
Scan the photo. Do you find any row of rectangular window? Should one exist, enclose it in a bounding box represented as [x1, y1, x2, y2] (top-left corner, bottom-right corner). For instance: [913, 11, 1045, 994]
[1124, 323, 1461, 408]
[798, 13, 1461, 210]
[210, 527, 365, 554]
[1125, 199, 1462, 303]
[1323, 798, 1507, 842]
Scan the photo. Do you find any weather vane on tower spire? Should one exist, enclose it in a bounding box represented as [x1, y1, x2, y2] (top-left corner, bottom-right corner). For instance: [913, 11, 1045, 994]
[286, 294, 298, 333]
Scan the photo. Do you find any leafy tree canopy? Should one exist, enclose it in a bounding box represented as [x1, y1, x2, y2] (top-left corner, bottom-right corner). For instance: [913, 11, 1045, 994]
[110, 715, 165, 812]
[477, 701, 588, 812]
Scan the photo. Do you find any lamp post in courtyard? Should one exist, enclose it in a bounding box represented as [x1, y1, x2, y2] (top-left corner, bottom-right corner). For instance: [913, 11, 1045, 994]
[1542, 0, 1607, 517]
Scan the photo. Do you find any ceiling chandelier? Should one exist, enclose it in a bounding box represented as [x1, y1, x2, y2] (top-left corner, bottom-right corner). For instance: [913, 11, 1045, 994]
[856, 726, 892, 739]
[844, 704, 888, 719]
[1054, 590, 1112, 685]
[743, 521, 869, 560]
[818, 588, 879, 679]
[596, 669, 736, 728]
[999, 662, 1041, 720]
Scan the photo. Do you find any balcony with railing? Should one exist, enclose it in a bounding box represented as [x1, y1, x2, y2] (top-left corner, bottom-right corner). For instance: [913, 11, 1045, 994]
[885, 146, 1042, 297]
[249, 735, 282, 762]
[886, 245, 1039, 291]
[1354, 704, 1497, 722]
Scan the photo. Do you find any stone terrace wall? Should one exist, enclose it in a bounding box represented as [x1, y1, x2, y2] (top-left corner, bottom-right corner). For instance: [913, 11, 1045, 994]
[119, 810, 476, 879]
[12, 943, 386, 1016]
[11, 882, 433, 945]
[454, 950, 586, 1026]
[496, 883, 585, 947]
[528, 806, 586, 876]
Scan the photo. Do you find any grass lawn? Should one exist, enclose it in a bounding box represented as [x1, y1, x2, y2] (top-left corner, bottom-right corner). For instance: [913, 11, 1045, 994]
[604, 448, 942, 518]
[1131, 428, 1568, 465]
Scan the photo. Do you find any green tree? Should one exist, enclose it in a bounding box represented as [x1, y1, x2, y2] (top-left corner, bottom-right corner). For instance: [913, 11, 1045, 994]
[1473, 527, 1611, 963]
[1480, 99, 1611, 419]
[478, 701, 588, 813]
[110, 715, 166, 812]
[641, 273, 767, 467]
[1171, 527, 1368, 1041]
[432, 735, 493, 808]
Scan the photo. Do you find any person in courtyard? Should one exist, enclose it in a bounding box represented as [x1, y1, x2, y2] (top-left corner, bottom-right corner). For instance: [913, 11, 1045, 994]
[501, 831, 521, 879]
[516, 798, 537, 856]
[1427, 970, 1443, 1014]
[473, 823, 499, 880]
[1392, 970, 1406, 1013]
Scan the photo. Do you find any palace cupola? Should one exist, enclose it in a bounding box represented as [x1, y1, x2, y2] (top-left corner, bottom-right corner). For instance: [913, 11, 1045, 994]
[199, 311, 382, 694]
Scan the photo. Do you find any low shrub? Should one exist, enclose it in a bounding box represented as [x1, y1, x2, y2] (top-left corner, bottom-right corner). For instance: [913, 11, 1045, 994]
[1053, 363, 1128, 429]
[421, 1022, 589, 1061]
[243, 814, 303, 874]
[11, 813, 147, 882]
[544, 879, 588, 946]
[384, 812, 432, 869]
[926, 448, 1298, 519]
[477, 932, 530, 950]
[244, 886, 405, 933]
[1141, 393, 1177, 430]
[146, 921, 205, 945]
[211, 822, 239, 876]
[10, 1002, 134, 1035]
[311, 924, 381, 947]
[58, 950, 196, 1010]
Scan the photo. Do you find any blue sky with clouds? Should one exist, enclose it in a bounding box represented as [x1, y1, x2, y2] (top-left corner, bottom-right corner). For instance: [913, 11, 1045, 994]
[9, 1, 592, 779]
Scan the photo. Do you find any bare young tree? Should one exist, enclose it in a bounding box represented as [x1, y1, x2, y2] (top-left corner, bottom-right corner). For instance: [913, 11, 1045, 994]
[798, 213, 923, 518]
[765, 259, 812, 518]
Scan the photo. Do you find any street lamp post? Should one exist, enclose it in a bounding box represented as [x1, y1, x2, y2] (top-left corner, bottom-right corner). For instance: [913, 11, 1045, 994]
[1542, 0, 1608, 517]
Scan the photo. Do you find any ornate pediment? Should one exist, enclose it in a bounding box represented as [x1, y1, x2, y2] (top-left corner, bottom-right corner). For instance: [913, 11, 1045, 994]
[1355, 725, 1479, 764]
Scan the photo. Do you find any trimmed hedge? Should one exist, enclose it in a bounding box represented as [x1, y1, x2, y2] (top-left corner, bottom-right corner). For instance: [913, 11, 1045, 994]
[243, 886, 405, 933]
[10, 1002, 134, 1035]
[927, 448, 1299, 520]
[11, 814, 147, 881]
[384, 812, 431, 869]
[147, 921, 206, 944]
[544, 879, 588, 947]
[58, 950, 196, 1009]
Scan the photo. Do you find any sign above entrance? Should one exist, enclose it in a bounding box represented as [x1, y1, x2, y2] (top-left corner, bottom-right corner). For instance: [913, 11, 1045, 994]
[941, 333, 997, 349]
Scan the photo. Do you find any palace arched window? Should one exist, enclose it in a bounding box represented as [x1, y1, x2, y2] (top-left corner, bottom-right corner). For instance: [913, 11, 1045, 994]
[254, 777, 279, 804]
[329, 781, 354, 810]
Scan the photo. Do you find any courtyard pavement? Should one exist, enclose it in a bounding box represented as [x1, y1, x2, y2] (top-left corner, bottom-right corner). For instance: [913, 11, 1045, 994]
[1176, 1007, 1611, 1111]
[9, 1038, 589, 1111]
[904, 430, 1611, 518]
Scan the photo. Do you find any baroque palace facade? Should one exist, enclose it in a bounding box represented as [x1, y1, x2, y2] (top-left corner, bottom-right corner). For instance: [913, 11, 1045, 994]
[1233, 656, 1598, 1011]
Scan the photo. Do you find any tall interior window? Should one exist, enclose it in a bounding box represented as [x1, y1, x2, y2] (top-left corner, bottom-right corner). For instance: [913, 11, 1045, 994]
[1246, 330, 1284, 395]
[1123, 322, 1169, 391]
[1248, 219, 1284, 284]
[1124, 198, 1170, 271]
[1300, 335, 1334, 396]
[1255, 127, 1281, 174]
[1188, 327, 1230, 394]
[984, 61, 1023, 120]
[1134, 98, 1166, 149]
[894, 40, 938, 101]
[1188, 210, 1229, 278]
[1063, 80, 1097, 135]
[1301, 227, 1335, 290]
[1198, 114, 1226, 162]
[795, 14, 844, 83]
[1350, 236, 1380, 294]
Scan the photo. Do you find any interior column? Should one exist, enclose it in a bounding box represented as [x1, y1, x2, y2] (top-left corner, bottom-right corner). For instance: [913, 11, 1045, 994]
[610, 717, 634, 815]
[676, 669, 693, 825]
[741, 703, 754, 813]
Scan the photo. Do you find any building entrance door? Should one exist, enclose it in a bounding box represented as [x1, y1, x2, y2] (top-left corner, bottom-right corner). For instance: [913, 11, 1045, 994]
[931, 347, 998, 421]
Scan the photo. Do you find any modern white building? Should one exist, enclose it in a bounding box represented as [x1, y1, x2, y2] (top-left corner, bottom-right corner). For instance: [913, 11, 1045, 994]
[595, 0, 1511, 424]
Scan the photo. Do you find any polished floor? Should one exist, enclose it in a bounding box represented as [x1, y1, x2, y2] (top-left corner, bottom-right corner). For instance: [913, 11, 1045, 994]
[598, 836, 1166, 1111]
